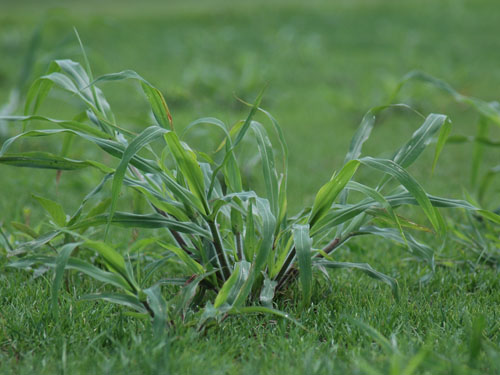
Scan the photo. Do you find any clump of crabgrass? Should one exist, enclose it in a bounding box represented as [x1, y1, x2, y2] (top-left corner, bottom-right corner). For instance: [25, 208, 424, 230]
[1, 35, 499, 331]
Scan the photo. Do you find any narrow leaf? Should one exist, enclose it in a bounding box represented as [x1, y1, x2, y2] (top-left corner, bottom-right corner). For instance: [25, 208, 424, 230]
[317, 260, 399, 299]
[360, 157, 443, 234]
[51, 242, 81, 314]
[106, 125, 168, 239]
[293, 224, 313, 308]
[309, 159, 360, 227]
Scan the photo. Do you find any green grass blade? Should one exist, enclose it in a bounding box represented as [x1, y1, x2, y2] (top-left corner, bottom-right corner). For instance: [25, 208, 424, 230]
[317, 260, 399, 299]
[344, 104, 422, 164]
[309, 159, 361, 227]
[172, 271, 218, 316]
[347, 317, 396, 354]
[68, 174, 112, 226]
[0, 128, 109, 158]
[293, 224, 313, 308]
[73, 29, 113, 122]
[392, 113, 450, 169]
[24, 61, 59, 115]
[141, 82, 173, 129]
[233, 89, 265, 148]
[358, 226, 434, 267]
[340, 104, 424, 209]
[236, 99, 288, 176]
[395, 71, 500, 126]
[311, 191, 477, 238]
[233, 198, 276, 307]
[70, 212, 211, 237]
[476, 209, 500, 225]
[66, 257, 132, 291]
[259, 277, 277, 308]
[164, 131, 207, 214]
[214, 261, 251, 308]
[251, 122, 279, 217]
[344, 109, 377, 164]
[124, 179, 189, 221]
[106, 125, 168, 239]
[360, 157, 444, 235]
[84, 239, 139, 292]
[252, 198, 276, 274]
[256, 107, 288, 176]
[0, 151, 111, 173]
[242, 105, 289, 226]
[0, 115, 109, 139]
[143, 284, 169, 331]
[0, 116, 150, 173]
[386, 192, 477, 210]
[401, 347, 430, 375]
[182, 117, 229, 139]
[10, 221, 38, 239]
[182, 117, 243, 193]
[81, 293, 146, 313]
[54, 59, 93, 100]
[51, 242, 81, 314]
[228, 306, 306, 330]
[87, 70, 173, 129]
[158, 241, 205, 275]
[38, 71, 90, 105]
[311, 203, 369, 237]
[243, 199, 256, 261]
[346, 181, 407, 245]
[432, 116, 452, 174]
[9, 255, 132, 292]
[206, 90, 264, 197]
[478, 165, 500, 203]
[471, 116, 488, 186]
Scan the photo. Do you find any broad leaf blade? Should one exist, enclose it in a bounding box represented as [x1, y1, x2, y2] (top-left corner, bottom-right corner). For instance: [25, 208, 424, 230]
[33, 195, 67, 227]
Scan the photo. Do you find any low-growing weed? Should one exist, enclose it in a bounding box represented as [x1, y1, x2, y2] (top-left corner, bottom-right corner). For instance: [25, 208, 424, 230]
[1, 36, 499, 331]
[392, 71, 500, 268]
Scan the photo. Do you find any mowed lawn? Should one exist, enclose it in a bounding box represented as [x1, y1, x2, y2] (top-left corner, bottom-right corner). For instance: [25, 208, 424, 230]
[1, 0, 500, 374]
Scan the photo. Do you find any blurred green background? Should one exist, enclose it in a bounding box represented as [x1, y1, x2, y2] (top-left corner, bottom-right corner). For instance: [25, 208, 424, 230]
[1, 0, 500, 217]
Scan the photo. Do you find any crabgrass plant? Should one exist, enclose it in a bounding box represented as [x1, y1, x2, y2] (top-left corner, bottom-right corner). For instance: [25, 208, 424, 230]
[390, 71, 500, 268]
[391, 71, 500, 207]
[1, 46, 499, 331]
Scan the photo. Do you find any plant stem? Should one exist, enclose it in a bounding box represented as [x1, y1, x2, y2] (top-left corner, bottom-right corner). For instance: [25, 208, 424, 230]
[142, 300, 155, 318]
[208, 219, 231, 280]
[153, 205, 194, 256]
[0, 224, 13, 251]
[235, 232, 243, 261]
[321, 232, 358, 256]
[323, 238, 340, 253]
[276, 233, 355, 291]
[275, 246, 295, 285]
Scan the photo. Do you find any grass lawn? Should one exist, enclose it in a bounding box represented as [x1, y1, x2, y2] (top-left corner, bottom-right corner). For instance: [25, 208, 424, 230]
[1, 0, 499, 373]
